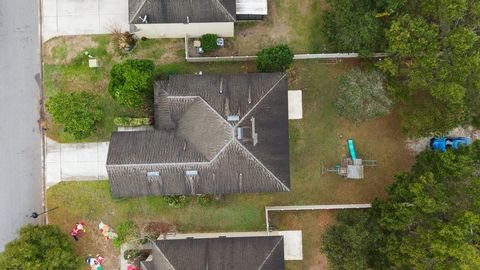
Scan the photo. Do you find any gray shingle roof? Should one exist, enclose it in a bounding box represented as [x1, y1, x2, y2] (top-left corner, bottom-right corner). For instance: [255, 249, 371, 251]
[129, 0, 236, 24]
[140, 236, 285, 270]
[107, 73, 290, 197]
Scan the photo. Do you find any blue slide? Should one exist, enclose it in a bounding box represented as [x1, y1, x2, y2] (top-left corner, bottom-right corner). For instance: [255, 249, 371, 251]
[348, 139, 357, 160]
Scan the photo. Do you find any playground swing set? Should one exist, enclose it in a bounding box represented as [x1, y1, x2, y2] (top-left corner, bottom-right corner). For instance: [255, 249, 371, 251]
[322, 139, 377, 179]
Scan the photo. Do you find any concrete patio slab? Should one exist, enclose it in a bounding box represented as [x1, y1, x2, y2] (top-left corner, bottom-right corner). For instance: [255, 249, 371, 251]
[42, 0, 129, 41]
[288, 90, 303, 120]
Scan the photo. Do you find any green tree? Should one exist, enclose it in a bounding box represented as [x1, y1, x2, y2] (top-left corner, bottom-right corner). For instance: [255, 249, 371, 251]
[0, 224, 80, 270]
[322, 141, 480, 269]
[46, 91, 103, 140]
[378, 0, 480, 136]
[322, 0, 389, 55]
[109, 59, 155, 108]
[321, 211, 376, 270]
[335, 68, 393, 122]
[255, 45, 294, 72]
[200, 34, 219, 53]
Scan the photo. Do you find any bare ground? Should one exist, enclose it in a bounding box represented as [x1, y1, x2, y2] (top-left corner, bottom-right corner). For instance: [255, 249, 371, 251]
[43, 36, 97, 65]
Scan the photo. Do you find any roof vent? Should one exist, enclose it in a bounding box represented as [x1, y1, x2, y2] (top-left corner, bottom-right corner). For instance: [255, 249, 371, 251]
[251, 117, 258, 146]
[227, 115, 240, 122]
[236, 127, 243, 140]
[139, 15, 148, 23]
[219, 78, 223, 94]
[146, 171, 160, 177]
[186, 16, 190, 24]
[248, 86, 252, 104]
[185, 170, 198, 177]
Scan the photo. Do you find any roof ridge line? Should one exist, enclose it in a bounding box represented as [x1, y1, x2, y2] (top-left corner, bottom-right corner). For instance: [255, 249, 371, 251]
[154, 242, 176, 270]
[257, 237, 283, 270]
[212, 0, 236, 21]
[235, 73, 287, 128]
[232, 140, 290, 191]
[130, 0, 148, 23]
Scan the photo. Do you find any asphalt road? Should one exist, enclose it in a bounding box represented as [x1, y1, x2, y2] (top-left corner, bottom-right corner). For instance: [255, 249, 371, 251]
[0, 0, 43, 251]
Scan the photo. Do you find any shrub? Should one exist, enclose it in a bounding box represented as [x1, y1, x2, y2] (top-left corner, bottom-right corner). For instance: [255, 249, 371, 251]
[109, 59, 155, 108]
[163, 195, 191, 208]
[200, 34, 219, 53]
[0, 224, 80, 269]
[113, 117, 150, 127]
[46, 91, 103, 139]
[335, 68, 393, 122]
[112, 220, 138, 249]
[256, 45, 294, 72]
[197, 194, 214, 207]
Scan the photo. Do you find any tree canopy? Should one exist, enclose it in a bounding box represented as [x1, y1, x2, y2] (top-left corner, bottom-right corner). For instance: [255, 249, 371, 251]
[46, 91, 103, 139]
[256, 45, 294, 72]
[0, 224, 80, 270]
[109, 59, 155, 108]
[322, 141, 480, 269]
[200, 34, 219, 53]
[335, 68, 392, 122]
[377, 0, 480, 137]
[322, 0, 389, 55]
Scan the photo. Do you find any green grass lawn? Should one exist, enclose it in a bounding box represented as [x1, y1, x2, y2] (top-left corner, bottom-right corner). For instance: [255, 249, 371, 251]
[47, 60, 414, 269]
[43, 35, 185, 143]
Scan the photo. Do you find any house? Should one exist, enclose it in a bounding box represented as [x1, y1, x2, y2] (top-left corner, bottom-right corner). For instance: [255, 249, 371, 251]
[129, 0, 268, 38]
[106, 73, 290, 197]
[140, 235, 285, 270]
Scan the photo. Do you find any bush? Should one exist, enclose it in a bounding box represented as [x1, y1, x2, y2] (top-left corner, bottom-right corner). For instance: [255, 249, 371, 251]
[163, 195, 191, 208]
[0, 224, 80, 269]
[112, 220, 138, 249]
[197, 194, 214, 207]
[256, 45, 294, 72]
[335, 68, 393, 122]
[200, 34, 219, 53]
[109, 59, 155, 108]
[114, 117, 150, 127]
[46, 91, 104, 139]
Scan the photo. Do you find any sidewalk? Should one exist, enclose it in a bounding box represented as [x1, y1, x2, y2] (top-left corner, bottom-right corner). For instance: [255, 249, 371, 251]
[42, 0, 129, 41]
[46, 138, 109, 187]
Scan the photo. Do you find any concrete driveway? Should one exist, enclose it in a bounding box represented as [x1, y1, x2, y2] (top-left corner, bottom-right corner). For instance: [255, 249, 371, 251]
[46, 139, 109, 187]
[42, 0, 129, 41]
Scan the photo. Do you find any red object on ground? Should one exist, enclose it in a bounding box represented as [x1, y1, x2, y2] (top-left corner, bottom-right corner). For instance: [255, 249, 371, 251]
[127, 265, 139, 270]
[71, 222, 87, 238]
[96, 255, 105, 265]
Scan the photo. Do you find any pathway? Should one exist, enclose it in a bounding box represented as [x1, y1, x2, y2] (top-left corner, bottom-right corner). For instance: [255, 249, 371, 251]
[46, 138, 109, 187]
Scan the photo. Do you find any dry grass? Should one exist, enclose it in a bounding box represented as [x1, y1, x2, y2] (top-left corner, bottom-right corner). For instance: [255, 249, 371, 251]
[198, 0, 331, 57]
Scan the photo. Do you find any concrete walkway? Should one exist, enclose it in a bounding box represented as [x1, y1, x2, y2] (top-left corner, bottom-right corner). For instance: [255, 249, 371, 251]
[42, 0, 129, 41]
[46, 138, 108, 187]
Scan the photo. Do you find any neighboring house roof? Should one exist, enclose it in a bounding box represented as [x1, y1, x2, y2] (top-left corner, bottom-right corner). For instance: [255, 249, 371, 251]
[106, 73, 290, 196]
[129, 0, 236, 24]
[140, 236, 285, 270]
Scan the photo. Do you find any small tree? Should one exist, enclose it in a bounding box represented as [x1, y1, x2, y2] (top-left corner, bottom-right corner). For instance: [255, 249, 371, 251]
[0, 224, 80, 269]
[335, 68, 393, 122]
[46, 91, 103, 139]
[109, 59, 155, 108]
[200, 34, 219, 53]
[256, 45, 294, 72]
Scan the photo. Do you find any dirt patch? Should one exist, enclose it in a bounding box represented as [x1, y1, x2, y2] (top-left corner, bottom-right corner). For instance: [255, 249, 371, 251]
[406, 126, 480, 154]
[44, 36, 97, 65]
